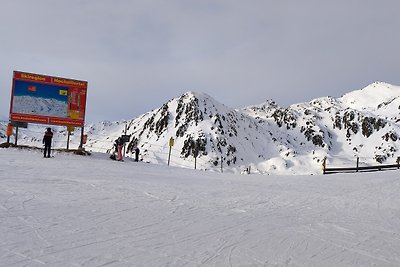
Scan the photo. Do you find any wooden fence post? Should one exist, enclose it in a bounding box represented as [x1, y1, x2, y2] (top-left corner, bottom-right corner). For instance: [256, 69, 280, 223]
[356, 157, 359, 172]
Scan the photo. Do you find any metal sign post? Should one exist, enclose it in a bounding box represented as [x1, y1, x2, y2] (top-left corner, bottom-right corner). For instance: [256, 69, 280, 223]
[67, 131, 70, 150]
[66, 126, 74, 150]
[14, 126, 19, 146]
[168, 137, 174, 166]
[79, 127, 84, 148]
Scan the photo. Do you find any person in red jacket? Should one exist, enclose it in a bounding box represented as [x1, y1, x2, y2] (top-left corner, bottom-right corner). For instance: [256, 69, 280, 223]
[117, 137, 123, 161]
[42, 128, 53, 158]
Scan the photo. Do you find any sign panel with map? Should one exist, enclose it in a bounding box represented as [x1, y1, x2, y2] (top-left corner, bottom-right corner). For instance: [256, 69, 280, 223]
[9, 71, 88, 127]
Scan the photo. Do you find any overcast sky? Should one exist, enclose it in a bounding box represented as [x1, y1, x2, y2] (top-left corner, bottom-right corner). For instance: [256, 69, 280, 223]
[1, 0, 400, 123]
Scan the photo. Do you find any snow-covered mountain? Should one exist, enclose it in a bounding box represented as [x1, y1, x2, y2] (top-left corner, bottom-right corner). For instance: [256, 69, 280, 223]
[2, 81, 400, 175]
[12, 95, 68, 117]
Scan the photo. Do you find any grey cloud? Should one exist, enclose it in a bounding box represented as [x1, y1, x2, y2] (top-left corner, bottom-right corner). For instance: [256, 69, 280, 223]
[1, 0, 400, 122]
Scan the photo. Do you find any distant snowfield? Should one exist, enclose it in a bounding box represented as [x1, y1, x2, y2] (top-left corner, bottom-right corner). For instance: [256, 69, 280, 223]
[1, 148, 400, 266]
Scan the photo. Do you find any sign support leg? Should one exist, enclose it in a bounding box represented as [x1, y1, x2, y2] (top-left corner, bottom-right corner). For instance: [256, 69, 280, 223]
[79, 126, 84, 148]
[14, 126, 19, 146]
[67, 130, 70, 150]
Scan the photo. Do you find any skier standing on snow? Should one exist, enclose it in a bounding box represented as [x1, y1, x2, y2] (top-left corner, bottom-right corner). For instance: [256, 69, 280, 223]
[134, 147, 140, 162]
[42, 128, 53, 158]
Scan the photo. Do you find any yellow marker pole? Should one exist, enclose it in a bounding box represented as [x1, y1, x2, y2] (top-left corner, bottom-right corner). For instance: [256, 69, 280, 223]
[322, 157, 327, 174]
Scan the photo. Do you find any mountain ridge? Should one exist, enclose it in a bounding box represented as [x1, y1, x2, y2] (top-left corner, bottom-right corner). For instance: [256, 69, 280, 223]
[2, 81, 400, 175]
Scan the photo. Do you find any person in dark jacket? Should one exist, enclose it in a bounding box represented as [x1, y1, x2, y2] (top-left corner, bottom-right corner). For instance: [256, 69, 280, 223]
[134, 147, 140, 162]
[42, 128, 53, 158]
[110, 138, 120, 160]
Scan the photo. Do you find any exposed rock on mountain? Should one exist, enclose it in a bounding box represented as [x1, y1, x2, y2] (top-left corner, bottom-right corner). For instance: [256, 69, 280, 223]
[2, 81, 400, 175]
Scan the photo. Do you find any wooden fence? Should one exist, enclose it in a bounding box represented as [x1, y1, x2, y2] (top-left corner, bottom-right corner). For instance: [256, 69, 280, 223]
[322, 157, 400, 174]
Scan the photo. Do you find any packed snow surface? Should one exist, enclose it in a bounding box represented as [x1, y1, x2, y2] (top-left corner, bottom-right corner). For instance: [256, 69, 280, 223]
[1, 148, 400, 266]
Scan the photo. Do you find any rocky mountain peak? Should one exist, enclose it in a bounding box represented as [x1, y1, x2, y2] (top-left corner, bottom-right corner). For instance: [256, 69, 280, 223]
[3, 83, 400, 175]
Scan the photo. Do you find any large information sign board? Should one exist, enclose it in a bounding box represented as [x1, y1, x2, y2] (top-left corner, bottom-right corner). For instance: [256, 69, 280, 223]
[9, 71, 88, 127]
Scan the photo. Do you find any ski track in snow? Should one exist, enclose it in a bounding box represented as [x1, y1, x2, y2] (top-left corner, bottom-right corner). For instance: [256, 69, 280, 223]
[1, 148, 400, 266]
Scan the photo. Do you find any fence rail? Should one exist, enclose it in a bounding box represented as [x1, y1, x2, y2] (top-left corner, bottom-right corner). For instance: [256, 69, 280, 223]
[323, 157, 400, 174]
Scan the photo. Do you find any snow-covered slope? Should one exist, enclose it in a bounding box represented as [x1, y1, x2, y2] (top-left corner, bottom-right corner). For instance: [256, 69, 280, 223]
[340, 82, 400, 114]
[12, 95, 68, 117]
[2, 82, 400, 175]
[1, 148, 400, 266]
